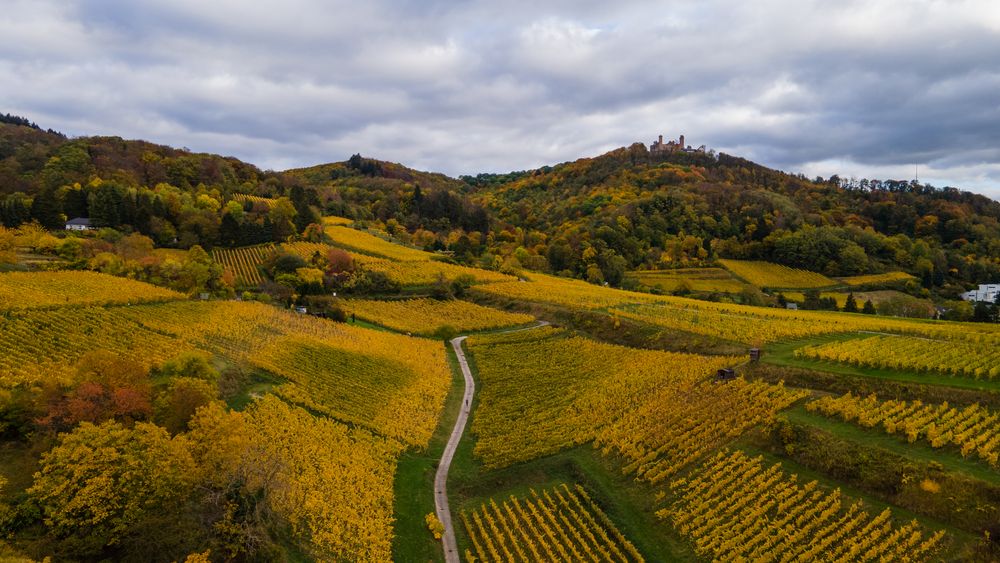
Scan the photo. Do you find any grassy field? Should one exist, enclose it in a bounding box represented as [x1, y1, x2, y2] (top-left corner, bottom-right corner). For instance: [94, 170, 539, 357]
[783, 405, 1000, 486]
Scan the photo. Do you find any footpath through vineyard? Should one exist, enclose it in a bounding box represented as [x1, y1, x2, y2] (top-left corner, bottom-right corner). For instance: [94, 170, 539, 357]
[434, 321, 550, 563]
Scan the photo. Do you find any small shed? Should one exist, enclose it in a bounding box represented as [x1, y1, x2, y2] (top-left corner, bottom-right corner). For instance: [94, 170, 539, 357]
[785, 302, 798, 310]
[749, 348, 761, 362]
[294, 306, 308, 314]
[716, 368, 736, 381]
[65, 217, 94, 231]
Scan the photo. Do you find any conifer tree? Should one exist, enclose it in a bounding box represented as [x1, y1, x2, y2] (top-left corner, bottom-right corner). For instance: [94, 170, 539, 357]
[862, 299, 876, 314]
[844, 292, 858, 312]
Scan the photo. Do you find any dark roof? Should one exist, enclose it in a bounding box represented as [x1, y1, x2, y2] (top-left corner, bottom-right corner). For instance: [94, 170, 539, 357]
[65, 217, 91, 226]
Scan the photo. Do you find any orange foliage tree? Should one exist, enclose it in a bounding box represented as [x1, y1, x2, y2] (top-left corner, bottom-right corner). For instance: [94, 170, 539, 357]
[36, 351, 152, 432]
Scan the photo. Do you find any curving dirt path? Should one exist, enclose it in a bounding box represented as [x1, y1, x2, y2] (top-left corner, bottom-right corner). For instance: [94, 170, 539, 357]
[434, 321, 548, 563]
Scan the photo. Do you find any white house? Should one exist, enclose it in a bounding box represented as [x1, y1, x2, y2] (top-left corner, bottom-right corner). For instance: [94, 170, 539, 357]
[64, 217, 94, 231]
[960, 284, 1000, 303]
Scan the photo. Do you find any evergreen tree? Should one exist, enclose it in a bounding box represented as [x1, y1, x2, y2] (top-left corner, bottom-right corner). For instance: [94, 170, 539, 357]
[973, 300, 992, 323]
[289, 185, 318, 233]
[802, 289, 821, 310]
[134, 207, 153, 235]
[89, 184, 124, 228]
[347, 153, 363, 170]
[844, 292, 858, 313]
[220, 213, 241, 247]
[411, 183, 423, 215]
[62, 187, 89, 219]
[1, 197, 30, 227]
[30, 186, 64, 228]
[862, 299, 876, 314]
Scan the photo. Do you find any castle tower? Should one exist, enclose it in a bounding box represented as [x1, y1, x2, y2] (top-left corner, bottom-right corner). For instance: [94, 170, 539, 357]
[658, 134, 663, 144]
[679, 134, 685, 148]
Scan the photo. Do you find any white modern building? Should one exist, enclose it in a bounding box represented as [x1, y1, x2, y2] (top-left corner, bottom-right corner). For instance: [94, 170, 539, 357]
[960, 284, 1000, 302]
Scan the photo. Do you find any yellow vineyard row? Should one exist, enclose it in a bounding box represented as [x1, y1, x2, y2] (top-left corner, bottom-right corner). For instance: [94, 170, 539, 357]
[462, 484, 644, 562]
[807, 393, 1000, 466]
[663, 449, 947, 561]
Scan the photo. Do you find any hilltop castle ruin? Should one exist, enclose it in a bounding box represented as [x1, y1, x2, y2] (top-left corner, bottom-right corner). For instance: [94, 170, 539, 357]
[650, 133, 707, 154]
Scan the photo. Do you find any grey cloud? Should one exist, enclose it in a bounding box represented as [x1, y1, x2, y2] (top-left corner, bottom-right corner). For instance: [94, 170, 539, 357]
[2, 0, 1000, 196]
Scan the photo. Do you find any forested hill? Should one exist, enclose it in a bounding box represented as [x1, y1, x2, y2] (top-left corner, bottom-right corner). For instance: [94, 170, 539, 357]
[461, 144, 1000, 296]
[0, 117, 489, 249]
[2, 113, 1000, 297]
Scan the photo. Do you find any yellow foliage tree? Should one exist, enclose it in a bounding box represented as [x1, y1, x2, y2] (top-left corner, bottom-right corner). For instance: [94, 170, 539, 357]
[187, 398, 398, 562]
[28, 421, 196, 547]
[425, 512, 445, 540]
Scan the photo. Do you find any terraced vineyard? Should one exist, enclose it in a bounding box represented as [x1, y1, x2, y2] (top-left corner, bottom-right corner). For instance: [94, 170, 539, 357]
[212, 240, 513, 289]
[322, 215, 354, 226]
[664, 450, 947, 561]
[0, 305, 198, 387]
[0, 299, 451, 447]
[0, 270, 184, 310]
[345, 298, 533, 335]
[325, 224, 436, 261]
[628, 268, 747, 293]
[807, 393, 1000, 465]
[5, 218, 1000, 561]
[467, 327, 741, 469]
[472, 272, 664, 310]
[232, 193, 278, 208]
[350, 252, 513, 286]
[461, 484, 644, 562]
[211, 244, 275, 286]
[595, 379, 806, 483]
[837, 271, 916, 287]
[474, 272, 1000, 346]
[282, 241, 334, 261]
[779, 290, 906, 308]
[795, 335, 1000, 379]
[780, 291, 853, 308]
[718, 259, 837, 289]
[192, 396, 401, 561]
[470, 281, 847, 346]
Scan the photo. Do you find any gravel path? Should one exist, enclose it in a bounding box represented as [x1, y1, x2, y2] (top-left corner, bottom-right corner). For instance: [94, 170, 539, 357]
[434, 321, 548, 562]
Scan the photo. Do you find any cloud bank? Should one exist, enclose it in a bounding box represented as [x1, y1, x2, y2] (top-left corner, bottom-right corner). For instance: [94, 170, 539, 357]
[3, 0, 1000, 196]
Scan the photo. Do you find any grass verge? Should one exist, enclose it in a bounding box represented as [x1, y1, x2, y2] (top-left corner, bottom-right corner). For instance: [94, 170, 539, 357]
[391, 342, 463, 562]
[783, 405, 1000, 487]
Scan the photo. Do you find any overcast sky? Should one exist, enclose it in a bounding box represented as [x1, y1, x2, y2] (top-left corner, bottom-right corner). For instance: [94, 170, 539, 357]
[3, 0, 1000, 196]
